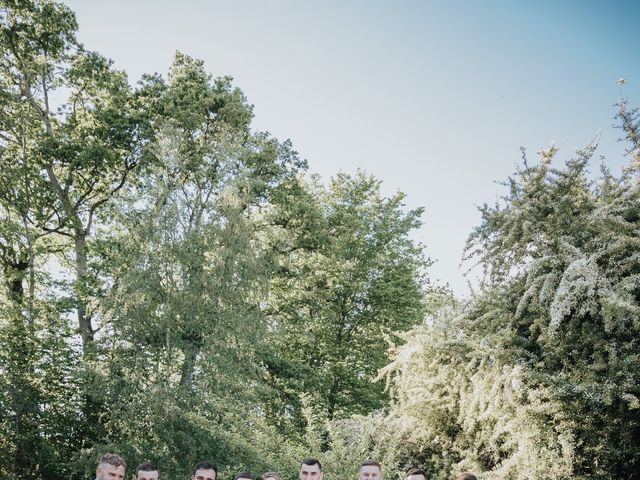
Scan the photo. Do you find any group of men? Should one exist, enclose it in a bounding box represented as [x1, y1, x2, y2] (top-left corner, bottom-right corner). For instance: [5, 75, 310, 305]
[95, 453, 477, 480]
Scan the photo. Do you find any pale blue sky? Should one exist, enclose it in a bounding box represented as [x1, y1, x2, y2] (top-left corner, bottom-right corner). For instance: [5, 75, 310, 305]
[62, 0, 640, 296]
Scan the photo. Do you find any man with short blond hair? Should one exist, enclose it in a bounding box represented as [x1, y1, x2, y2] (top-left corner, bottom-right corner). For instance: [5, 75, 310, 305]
[234, 472, 255, 480]
[262, 471, 282, 480]
[96, 453, 126, 480]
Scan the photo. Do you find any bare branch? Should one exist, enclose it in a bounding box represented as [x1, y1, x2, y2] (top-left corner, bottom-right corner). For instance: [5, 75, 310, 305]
[44, 165, 82, 233]
[40, 225, 75, 238]
[73, 175, 101, 210]
[86, 159, 137, 233]
[0, 131, 20, 146]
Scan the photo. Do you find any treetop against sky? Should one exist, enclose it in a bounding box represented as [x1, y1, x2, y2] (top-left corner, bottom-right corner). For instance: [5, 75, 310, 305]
[62, 0, 640, 295]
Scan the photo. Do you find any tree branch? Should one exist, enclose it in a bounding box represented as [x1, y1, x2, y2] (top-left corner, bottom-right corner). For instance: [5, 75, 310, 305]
[86, 159, 137, 233]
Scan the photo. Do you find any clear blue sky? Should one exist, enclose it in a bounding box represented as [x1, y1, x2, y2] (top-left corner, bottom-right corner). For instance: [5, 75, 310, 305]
[62, 0, 640, 296]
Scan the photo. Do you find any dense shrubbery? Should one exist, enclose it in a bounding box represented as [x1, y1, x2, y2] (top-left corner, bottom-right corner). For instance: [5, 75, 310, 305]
[0, 1, 427, 478]
[316, 101, 640, 480]
[1, 1, 638, 479]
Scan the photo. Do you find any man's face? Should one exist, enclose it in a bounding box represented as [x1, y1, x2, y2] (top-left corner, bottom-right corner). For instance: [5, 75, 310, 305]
[359, 466, 382, 480]
[96, 463, 125, 480]
[407, 475, 426, 480]
[299, 463, 323, 480]
[137, 470, 159, 480]
[193, 469, 217, 480]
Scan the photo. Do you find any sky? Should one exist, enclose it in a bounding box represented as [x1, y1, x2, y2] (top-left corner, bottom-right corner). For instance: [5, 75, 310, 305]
[62, 0, 640, 296]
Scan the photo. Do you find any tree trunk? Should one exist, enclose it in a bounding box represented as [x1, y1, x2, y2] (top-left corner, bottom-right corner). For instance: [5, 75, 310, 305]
[75, 230, 94, 349]
[180, 343, 200, 386]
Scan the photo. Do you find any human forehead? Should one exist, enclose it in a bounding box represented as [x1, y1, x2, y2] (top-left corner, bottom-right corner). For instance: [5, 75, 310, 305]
[101, 463, 126, 474]
[300, 464, 322, 473]
[195, 468, 217, 478]
[407, 474, 425, 480]
[360, 466, 381, 475]
[137, 471, 159, 480]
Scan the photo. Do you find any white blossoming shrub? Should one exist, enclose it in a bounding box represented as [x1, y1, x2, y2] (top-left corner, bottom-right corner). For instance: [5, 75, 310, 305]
[319, 99, 640, 480]
[460, 98, 640, 477]
[549, 257, 600, 333]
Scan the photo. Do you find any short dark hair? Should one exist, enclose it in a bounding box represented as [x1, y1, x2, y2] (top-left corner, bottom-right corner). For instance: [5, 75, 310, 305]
[261, 472, 282, 480]
[360, 459, 381, 470]
[234, 472, 254, 480]
[300, 458, 323, 471]
[456, 474, 476, 480]
[137, 462, 159, 477]
[99, 453, 126, 469]
[193, 461, 218, 476]
[405, 468, 426, 479]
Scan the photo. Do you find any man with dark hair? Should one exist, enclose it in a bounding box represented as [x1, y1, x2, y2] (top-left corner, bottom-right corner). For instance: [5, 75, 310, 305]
[261, 471, 282, 480]
[234, 472, 255, 480]
[299, 458, 323, 480]
[95, 453, 126, 480]
[359, 459, 383, 480]
[136, 462, 159, 480]
[192, 461, 217, 480]
[455, 474, 477, 480]
[405, 468, 427, 480]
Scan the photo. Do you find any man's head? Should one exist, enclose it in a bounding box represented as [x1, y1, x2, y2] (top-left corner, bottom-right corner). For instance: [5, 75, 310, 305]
[405, 468, 427, 480]
[262, 471, 282, 480]
[96, 453, 126, 480]
[192, 461, 217, 480]
[359, 459, 383, 480]
[456, 474, 477, 480]
[299, 458, 323, 480]
[234, 472, 255, 480]
[136, 462, 159, 480]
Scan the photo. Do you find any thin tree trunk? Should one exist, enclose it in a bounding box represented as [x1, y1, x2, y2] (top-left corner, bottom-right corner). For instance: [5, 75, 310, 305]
[75, 230, 94, 349]
[179, 343, 200, 386]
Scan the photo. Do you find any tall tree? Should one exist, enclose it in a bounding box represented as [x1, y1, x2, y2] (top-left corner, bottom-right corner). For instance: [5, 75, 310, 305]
[81, 52, 307, 476]
[0, 0, 143, 352]
[313, 98, 640, 480]
[262, 171, 428, 437]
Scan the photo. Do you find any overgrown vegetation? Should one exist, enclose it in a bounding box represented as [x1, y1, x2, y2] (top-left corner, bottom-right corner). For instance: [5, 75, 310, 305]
[1, 1, 638, 479]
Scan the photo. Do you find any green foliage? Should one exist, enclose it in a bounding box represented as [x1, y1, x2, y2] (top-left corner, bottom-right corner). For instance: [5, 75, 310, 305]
[461, 99, 640, 477]
[1, 2, 639, 480]
[0, 0, 143, 350]
[0, 1, 308, 476]
[363, 294, 576, 480]
[0, 291, 83, 479]
[69, 48, 307, 477]
[318, 98, 640, 480]
[261, 171, 429, 437]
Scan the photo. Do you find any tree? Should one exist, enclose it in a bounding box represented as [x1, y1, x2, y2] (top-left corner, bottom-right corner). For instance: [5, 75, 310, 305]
[462, 98, 640, 477]
[78, 52, 307, 477]
[322, 97, 640, 480]
[261, 171, 429, 437]
[0, 0, 143, 353]
[1, 3, 309, 475]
